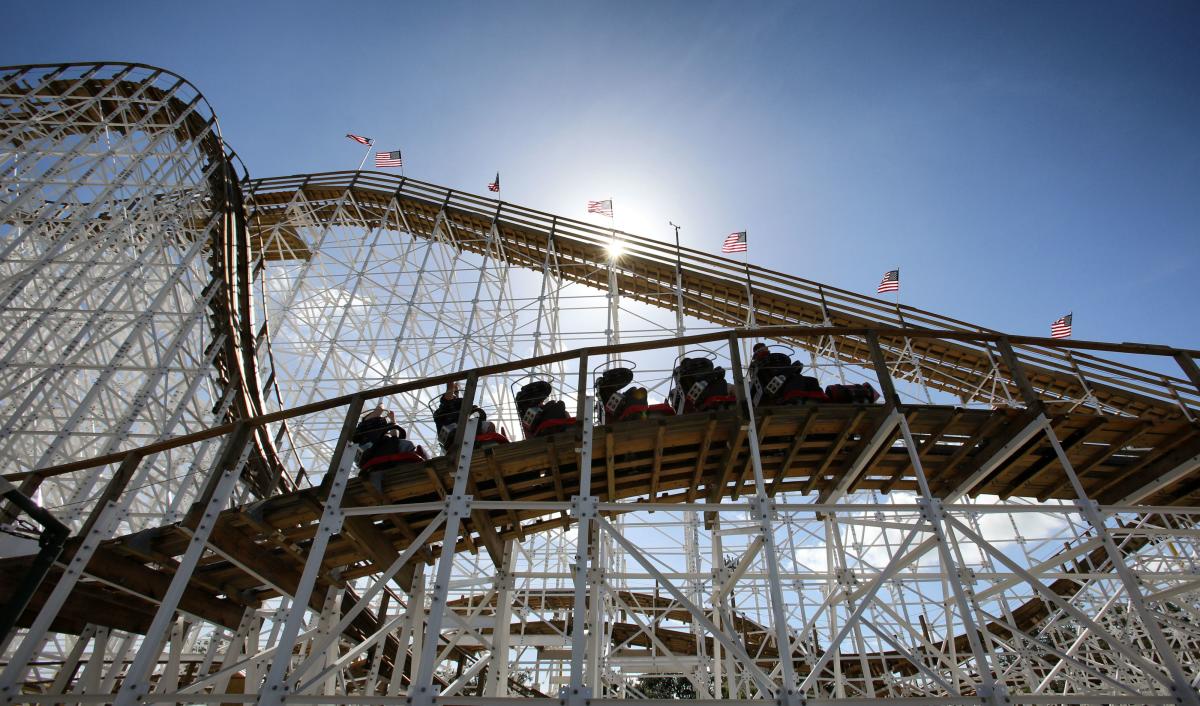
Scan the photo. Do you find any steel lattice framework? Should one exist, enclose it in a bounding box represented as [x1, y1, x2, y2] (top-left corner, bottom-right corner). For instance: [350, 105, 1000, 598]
[2, 62, 1200, 706]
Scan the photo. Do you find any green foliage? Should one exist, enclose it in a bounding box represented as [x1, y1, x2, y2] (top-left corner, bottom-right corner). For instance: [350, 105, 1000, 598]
[630, 675, 696, 699]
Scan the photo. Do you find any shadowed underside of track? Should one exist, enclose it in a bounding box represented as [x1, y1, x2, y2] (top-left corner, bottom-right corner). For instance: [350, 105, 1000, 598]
[4, 402, 1198, 681]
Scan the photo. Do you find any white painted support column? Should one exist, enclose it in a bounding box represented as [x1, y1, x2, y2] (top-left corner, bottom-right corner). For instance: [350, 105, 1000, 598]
[389, 561, 426, 697]
[47, 624, 95, 697]
[114, 429, 253, 706]
[408, 413, 479, 706]
[315, 586, 344, 696]
[211, 607, 256, 696]
[483, 539, 517, 697]
[255, 430, 358, 706]
[566, 397, 596, 706]
[153, 618, 189, 698]
[99, 632, 136, 696]
[898, 416, 1006, 704]
[709, 513, 725, 698]
[73, 626, 110, 702]
[866, 331, 1005, 704]
[735, 335, 800, 704]
[287, 511, 447, 685]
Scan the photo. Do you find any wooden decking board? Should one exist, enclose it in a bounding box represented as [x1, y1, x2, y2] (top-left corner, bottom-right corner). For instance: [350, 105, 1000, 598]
[1000, 417, 1107, 499]
[770, 409, 818, 495]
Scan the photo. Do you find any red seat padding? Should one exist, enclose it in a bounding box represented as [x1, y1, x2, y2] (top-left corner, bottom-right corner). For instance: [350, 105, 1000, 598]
[617, 403, 676, 421]
[361, 451, 426, 470]
[698, 394, 737, 410]
[783, 390, 829, 403]
[534, 417, 577, 436]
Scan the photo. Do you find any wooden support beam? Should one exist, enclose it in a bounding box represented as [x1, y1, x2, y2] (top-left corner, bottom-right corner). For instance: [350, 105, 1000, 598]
[769, 410, 816, 496]
[234, 510, 310, 568]
[466, 475, 506, 566]
[1074, 422, 1150, 476]
[996, 337, 1042, 409]
[605, 429, 617, 502]
[1105, 439, 1200, 506]
[1003, 417, 1106, 500]
[1087, 427, 1200, 501]
[881, 410, 959, 494]
[84, 547, 246, 629]
[424, 467, 449, 500]
[804, 409, 867, 494]
[732, 414, 771, 500]
[708, 423, 748, 503]
[485, 451, 522, 538]
[940, 410, 1045, 503]
[1175, 352, 1200, 396]
[546, 439, 567, 504]
[342, 515, 404, 573]
[866, 331, 898, 407]
[649, 420, 666, 502]
[686, 416, 719, 502]
[355, 471, 426, 554]
[207, 522, 323, 603]
[818, 410, 899, 504]
[927, 412, 1013, 495]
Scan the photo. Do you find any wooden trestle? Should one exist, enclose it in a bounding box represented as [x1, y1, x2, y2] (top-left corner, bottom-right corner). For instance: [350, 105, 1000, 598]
[3, 401, 1198, 676]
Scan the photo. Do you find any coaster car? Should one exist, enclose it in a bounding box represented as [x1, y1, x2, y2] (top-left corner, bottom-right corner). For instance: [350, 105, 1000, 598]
[514, 379, 577, 439]
[352, 407, 429, 472]
[748, 343, 828, 407]
[669, 352, 736, 414]
[595, 364, 675, 424]
[824, 382, 879, 404]
[430, 383, 509, 454]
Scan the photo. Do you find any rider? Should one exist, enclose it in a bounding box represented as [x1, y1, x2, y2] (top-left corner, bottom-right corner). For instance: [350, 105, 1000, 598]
[432, 382, 505, 451]
[352, 405, 428, 472]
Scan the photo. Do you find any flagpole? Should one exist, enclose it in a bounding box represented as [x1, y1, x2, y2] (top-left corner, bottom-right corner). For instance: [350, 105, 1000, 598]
[605, 199, 620, 357]
[356, 142, 373, 171]
[669, 221, 685, 360]
[744, 238, 756, 329]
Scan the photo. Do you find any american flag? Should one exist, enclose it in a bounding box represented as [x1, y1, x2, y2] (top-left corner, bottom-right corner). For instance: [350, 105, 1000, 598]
[721, 231, 748, 253]
[346, 133, 373, 146]
[877, 269, 900, 294]
[1051, 313, 1073, 339]
[375, 150, 403, 168]
[587, 199, 613, 217]
[488, 173, 500, 192]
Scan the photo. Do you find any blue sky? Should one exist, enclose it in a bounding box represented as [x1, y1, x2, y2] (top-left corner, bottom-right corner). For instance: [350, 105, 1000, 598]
[3, 1, 1197, 350]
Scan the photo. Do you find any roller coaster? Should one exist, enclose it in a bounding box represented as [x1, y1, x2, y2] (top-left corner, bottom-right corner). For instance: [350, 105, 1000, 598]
[1, 62, 1199, 705]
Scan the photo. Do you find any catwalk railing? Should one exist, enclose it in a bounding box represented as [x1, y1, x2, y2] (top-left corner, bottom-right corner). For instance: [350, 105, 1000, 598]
[7, 325, 1199, 495]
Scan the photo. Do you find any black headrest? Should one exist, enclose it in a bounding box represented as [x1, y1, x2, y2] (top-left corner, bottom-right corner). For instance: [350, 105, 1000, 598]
[516, 380, 554, 404]
[597, 367, 635, 390]
[678, 357, 715, 374]
[763, 352, 792, 368]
